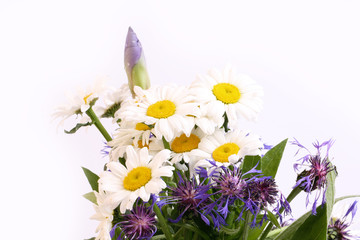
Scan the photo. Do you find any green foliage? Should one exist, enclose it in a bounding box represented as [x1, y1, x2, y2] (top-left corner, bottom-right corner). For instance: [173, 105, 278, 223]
[242, 155, 261, 176]
[64, 121, 93, 134]
[83, 191, 97, 204]
[82, 167, 100, 192]
[334, 194, 360, 204]
[261, 139, 288, 178]
[266, 210, 281, 229]
[101, 102, 121, 118]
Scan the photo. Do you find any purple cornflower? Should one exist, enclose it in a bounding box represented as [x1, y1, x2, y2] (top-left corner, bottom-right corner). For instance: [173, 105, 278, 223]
[291, 138, 336, 215]
[160, 171, 225, 228]
[246, 177, 291, 226]
[328, 200, 360, 240]
[202, 163, 261, 221]
[112, 201, 157, 240]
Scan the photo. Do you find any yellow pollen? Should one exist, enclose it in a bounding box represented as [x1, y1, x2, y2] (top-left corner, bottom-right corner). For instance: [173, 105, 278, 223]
[171, 134, 200, 153]
[212, 83, 241, 104]
[135, 123, 150, 131]
[83, 93, 94, 104]
[137, 139, 150, 149]
[212, 143, 240, 163]
[146, 100, 176, 119]
[123, 167, 152, 191]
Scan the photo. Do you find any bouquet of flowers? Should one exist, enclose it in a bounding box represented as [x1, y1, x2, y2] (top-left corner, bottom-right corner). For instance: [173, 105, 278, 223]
[54, 28, 360, 240]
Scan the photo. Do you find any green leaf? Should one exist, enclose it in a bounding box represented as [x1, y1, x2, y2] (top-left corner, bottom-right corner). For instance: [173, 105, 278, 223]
[162, 136, 170, 150]
[266, 210, 281, 229]
[261, 139, 288, 178]
[64, 121, 93, 134]
[265, 227, 287, 239]
[334, 195, 360, 204]
[274, 165, 336, 240]
[83, 191, 97, 204]
[84, 238, 95, 240]
[245, 214, 268, 240]
[82, 167, 100, 192]
[242, 155, 261, 176]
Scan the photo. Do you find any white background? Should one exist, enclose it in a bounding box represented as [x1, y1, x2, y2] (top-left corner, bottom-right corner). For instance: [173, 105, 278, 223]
[1, 0, 360, 239]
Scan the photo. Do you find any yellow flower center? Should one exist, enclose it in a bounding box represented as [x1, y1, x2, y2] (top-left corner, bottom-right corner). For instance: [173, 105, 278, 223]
[146, 100, 176, 119]
[123, 167, 152, 191]
[212, 83, 241, 104]
[83, 93, 94, 104]
[212, 143, 240, 163]
[171, 134, 200, 153]
[137, 139, 150, 149]
[135, 123, 150, 131]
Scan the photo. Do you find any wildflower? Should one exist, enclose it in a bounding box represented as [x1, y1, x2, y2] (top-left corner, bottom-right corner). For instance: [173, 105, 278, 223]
[291, 139, 336, 215]
[160, 171, 224, 228]
[328, 200, 360, 240]
[114, 201, 157, 240]
[99, 146, 174, 213]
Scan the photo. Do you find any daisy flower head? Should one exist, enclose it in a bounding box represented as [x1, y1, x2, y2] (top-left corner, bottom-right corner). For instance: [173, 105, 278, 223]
[169, 127, 206, 170]
[118, 85, 200, 142]
[108, 121, 163, 161]
[328, 200, 360, 240]
[99, 146, 174, 213]
[291, 139, 336, 215]
[190, 66, 263, 129]
[53, 77, 108, 128]
[191, 129, 263, 171]
[98, 84, 132, 119]
[90, 190, 118, 240]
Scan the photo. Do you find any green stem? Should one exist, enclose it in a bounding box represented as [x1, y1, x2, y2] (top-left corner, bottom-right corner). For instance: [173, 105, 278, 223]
[153, 204, 173, 240]
[258, 187, 302, 240]
[242, 211, 251, 240]
[86, 107, 112, 142]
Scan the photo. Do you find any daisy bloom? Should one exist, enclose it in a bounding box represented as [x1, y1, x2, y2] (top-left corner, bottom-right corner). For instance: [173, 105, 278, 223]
[117, 85, 200, 142]
[53, 77, 108, 127]
[90, 190, 118, 240]
[169, 128, 205, 170]
[190, 66, 263, 129]
[194, 101, 224, 135]
[108, 121, 163, 161]
[191, 129, 263, 171]
[99, 146, 174, 213]
[98, 84, 132, 119]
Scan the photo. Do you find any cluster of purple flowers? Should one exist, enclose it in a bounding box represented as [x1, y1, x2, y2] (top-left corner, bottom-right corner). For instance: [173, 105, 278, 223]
[160, 160, 291, 229]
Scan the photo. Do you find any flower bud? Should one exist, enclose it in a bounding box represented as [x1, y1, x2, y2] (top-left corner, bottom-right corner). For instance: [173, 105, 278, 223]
[124, 27, 150, 97]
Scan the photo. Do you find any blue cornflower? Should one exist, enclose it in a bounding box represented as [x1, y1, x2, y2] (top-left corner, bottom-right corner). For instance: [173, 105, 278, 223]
[111, 201, 157, 240]
[160, 171, 225, 228]
[291, 139, 336, 215]
[328, 200, 360, 240]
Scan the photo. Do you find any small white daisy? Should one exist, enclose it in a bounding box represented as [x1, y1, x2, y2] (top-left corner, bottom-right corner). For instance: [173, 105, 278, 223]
[90, 190, 118, 240]
[53, 77, 108, 127]
[99, 146, 174, 213]
[190, 66, 263, 129]
[191, 129, 263, 171]
[194, 101, 224, 135]
[97, 84, 132, 119]
[169, 127, 205, 170]
[117, 86, 200, 142]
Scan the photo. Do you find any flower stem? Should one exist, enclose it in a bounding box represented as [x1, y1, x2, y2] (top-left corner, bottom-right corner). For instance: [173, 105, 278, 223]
[153, 204, 173, 240]
[258, 187, 302, 240]
[85, 107, 112, 142]
[242, 211, 251, 240]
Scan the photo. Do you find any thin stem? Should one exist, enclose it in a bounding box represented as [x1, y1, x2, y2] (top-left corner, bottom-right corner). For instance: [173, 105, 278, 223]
[153, 204, 173, 240]
[86, 107, 112, 142]
[242, 211, 251, 240]
[258, 187, 302, 240]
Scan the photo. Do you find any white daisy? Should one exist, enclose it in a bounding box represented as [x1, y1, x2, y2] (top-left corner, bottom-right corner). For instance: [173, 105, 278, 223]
[99, 146, 174, 213]
[190, 66, 263, 129]
[53, 77, 108, 127]
[117, 86, 200, 142]
[90, 190, 118, 240]
[191, 129, 263, 172]
[108, 121, 164, 161]
[97, 84, 132, 119]
[194, 101, 224, 135]
[169, 127, 206, 170]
